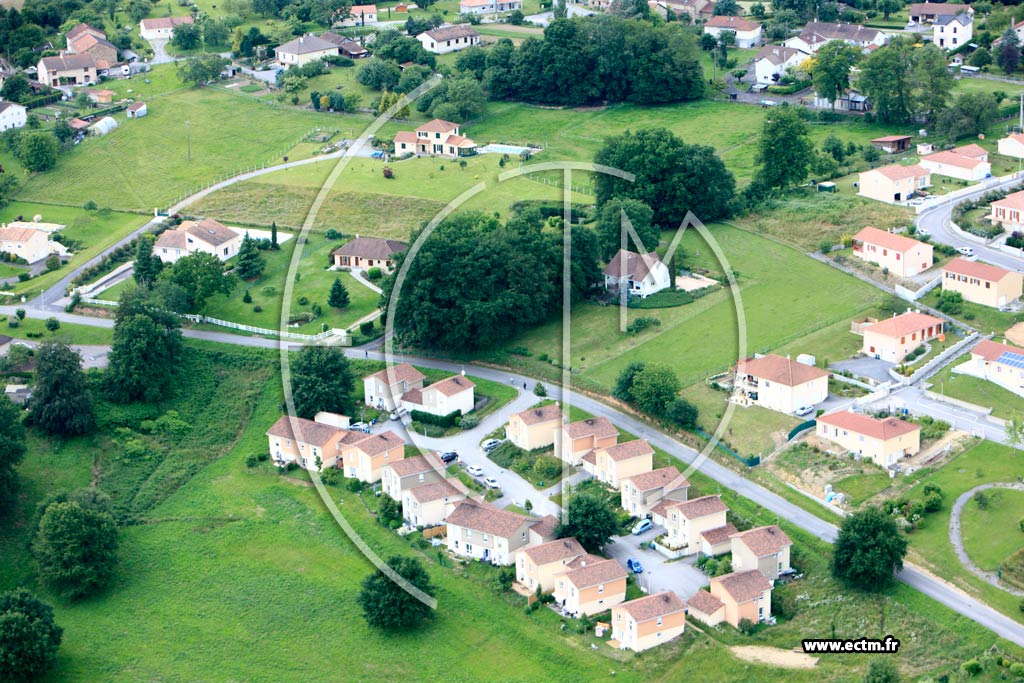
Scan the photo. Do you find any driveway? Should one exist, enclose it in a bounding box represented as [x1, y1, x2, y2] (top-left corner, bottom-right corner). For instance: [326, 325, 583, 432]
[145, 37, 176, 64]
[830, 357, 894, 384]
[605, 527, 709, 598]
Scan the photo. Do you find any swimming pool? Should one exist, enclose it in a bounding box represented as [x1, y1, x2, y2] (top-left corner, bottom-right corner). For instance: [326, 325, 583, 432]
[480, 144, 540, 156]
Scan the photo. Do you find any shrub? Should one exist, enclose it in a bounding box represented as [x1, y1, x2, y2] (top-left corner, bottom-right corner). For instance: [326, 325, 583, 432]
[297, 295, 309, 306]
[325, 228, 343, 240]
[533, 382, 547, 397]
[626, 316, 661, 335]
[346, 478, 364, 493]
[410, 409, 461, 428]
[1011, 662, 1024, 677]
[367, 267, 383, 281]
[738, 618, 757, 635]
[245, 454, 259, 467]
[17, 272, 30, 282]
[243, 289, 252, 303]
[961, 659, 982, 675]
[360, 320, 374, 335]
[83, 200, 97, 210]
[45, 254, 61, 271]
[253, 305, 262, 312]
[459, 414, 480, 430]
[818, 238, 834, 254]
[509, 345, 530, 356]
[924, 492, 943, 513]
[7, 319, 18, 329]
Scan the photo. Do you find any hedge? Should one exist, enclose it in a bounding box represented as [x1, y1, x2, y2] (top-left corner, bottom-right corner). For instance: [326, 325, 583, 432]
[410, 409, 462, 428]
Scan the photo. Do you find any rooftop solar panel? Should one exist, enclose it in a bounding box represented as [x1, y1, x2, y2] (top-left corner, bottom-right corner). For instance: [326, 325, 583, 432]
[997, 352, 1024, 369]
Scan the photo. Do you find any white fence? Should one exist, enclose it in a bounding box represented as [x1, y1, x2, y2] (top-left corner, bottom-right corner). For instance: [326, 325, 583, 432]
[79, 298, 346, 343]
[895, 274, 942, 303]
[897, 333, 980, 386]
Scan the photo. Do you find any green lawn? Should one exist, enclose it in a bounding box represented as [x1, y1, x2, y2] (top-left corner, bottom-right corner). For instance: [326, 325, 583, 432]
[505, 223, 886, 392]
[684, 382, 798, 459]
[928, 353, 1024, 419]
[0, 202, 149, 298]
[960, 488, 1024, 572]
[834, 472, 894, 506]
[920, 288, 1024, 336]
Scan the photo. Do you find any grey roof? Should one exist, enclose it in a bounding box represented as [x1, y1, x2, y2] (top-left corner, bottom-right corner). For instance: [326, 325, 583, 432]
[422, 24, 480, 42]
[275, 33, 339, 56]
[934, 12, 971, 25]
[39, 53, 96, 72]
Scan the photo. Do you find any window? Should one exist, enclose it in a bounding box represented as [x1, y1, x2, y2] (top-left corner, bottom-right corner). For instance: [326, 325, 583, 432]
[598, 584, 604, 593]
[657, 616, 663, 626]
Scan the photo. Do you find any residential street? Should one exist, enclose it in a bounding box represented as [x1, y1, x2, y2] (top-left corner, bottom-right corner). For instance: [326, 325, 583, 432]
[604, 526, 709, 598]
[866, 385, 1012, 445]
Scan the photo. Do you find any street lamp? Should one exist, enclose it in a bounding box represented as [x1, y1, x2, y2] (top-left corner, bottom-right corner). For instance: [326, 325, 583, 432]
[185, 120, 191, 162]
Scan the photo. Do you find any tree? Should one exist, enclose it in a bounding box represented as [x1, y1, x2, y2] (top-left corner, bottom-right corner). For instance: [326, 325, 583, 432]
[1006, 414, 1024, 447]
[858, 39, 914, 124]
[18, 132, 57, 172]
[32, 500, 118, 600]
[813, 41, 856, 110]
[290, 346, 356, 419]
[356, 58, 402, 90]
[0, 589, 62, 682]
[357, 556, 435, 631]
[831, 507, 908, 591]
[666, 397, 699, 428]
[613, 361, 647, 402]
[234, 232, 265, 280]
[558, 490, 618, 552]
[594, 128, 734, 227]
[26, 341, 93, 436]
[271, 221, 278, 249]
[161, 252, 235, 311]
[700, 32, 718, 51]
[378, 495, 402, 527]
[0, 74, 30, 103]
[328, 277, 350, 308]
[126, 0, 151, 22]
[627, 363, 681, 417]
[595, 197, 657, 261]
[912, 44, 954, 119]
[999, 28, 1021, 75]
[44, 317, 59, 333]
[0, 397, 25, 517]
[875, 0, 900, 20]
[966, 46, 992, 68]
[171, 22, 201, 49]
[133, 234, 163, 289]
[104, 289, 184, 404]
[935, 92, 999, 141]
[862, 657, 900, 683]
[713, 0, 739, 13]
[754, 106, 813, 191]
[176, 54, 230, 86]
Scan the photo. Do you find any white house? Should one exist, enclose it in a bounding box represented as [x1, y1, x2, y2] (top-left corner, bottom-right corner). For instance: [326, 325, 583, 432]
[273, 34, 339, 67]
[998, 133, 1024, 159]
[0, 226, 53, 264]
[784, 21, 886, 53]
[918, 144, 990, 182]
[703, 16, 762, 48]
[401, 375, 476, 418]
[460, 0, 523, 13]
[417, 25, 480, 54]
[125, 101, 147, 118]
[602, 249, 671, 300]
[933, 13, 972, 50]
[153, 218, 244, 263]
[0, 101, 27, 132]
[139, 16, 195, 40]
[363, 363, 426, 412]
[753, 45, 807, 85]
[337, 4, 378, 26]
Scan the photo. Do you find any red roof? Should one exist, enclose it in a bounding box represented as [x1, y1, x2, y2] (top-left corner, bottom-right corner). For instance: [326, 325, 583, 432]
[942, 258, 1013, 283]
[864, 311, 943, 339]
[854, 226, 927, 254]
[818, 410, 920, 440]
[993, 189, 1024, 212]
[704, 15, 761, 31]
[736, 354, 829, 387]
[871, 163, 929, 181]
[921, 149, 987, 170]
[973, 338, 1024, 362]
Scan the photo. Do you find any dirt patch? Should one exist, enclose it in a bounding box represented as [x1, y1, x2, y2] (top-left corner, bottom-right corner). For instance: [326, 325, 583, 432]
[730, 646, 818, 669]
[1006, 322, 1024, 347]
[906, 429, 973, 469]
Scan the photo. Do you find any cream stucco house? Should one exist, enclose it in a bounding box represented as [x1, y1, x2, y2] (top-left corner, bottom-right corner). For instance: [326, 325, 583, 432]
[942, 258, 1023, 309]
[852, 226, 934, 278]
[703, 15, 762, 48]
[274, 33, 339, 67]
[402, 478, 466, 527]
[0, 226, 53, 264]
[620, 466, 689, 518]
[655, 494, 729, 556]
[858, 164, 930, 204]
[998, 133, 1024, 159]
[445, 500, 554, 565]
[990, 189, 1024, 230]
[363, 363, 426, 412]
[611, 592, 686, 652]
[560, 416, 618, 466]
[506, 404, 563, 450]
[401, 375, 475, 418]
[153, 218, 243, 264]
[918, 144, 989, 181]
[954, 339, 1024, 398]
[730, 525, 792, 580]
[341, 431, 406, 482]
[380, 452, 446, 501]
[417, 24, 481, 54]
[582, 439, 654, 489]
[734, 354, 830, 415]
[706, 570, 773, 628]
[861, 311, 944, 363]
[516, 537, 587, 593]
[552, 556, 628, 617]
[816, 410, 921, 467]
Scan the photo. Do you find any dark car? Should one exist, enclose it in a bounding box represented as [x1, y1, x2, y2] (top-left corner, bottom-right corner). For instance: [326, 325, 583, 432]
[440, 451, 459, 464]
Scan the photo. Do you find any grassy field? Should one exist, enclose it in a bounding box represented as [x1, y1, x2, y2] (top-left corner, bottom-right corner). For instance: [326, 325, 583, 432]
[0, 202, 149, 298]
[927, 353, 1024, 419]
[505, 224, 885, 392]
[834, 472, 893, 506]
[960, 488, 1024, 573]
[0, 346, 1019, 682]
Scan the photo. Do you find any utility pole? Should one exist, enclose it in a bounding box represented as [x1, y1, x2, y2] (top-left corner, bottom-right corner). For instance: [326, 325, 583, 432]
[186, 120, 191, 162]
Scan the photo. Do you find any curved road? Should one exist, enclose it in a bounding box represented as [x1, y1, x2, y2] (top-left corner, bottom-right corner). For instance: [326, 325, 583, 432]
[13, 303, 1024, 647]
[949, 483, 1024, 597]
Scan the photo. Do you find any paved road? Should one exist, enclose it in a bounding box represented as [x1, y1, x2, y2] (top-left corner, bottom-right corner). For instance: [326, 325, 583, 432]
[868, 384, 1015, 447]
[605, 526, 709, 598]
[949, 483, 1024, 597]
[145, 38, 176, 65]
[916, 174, 1024, 272]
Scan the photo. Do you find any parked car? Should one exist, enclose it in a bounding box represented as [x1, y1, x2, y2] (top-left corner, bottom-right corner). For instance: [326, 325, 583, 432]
[466, 465, 484, 477]
[440, 451, 459, 464]
[389, 411, 401, 421]
[917, 227, 929, 236]
[351, 422, 370, 433]
[370, 150, 384, 159]
[957, 246, 976, 257]
[794, 405, 814, 417]
[482, 439, 503, 453]
[631, 519, 653, 536]
[626, 558, 644, 574]
[483, 477, 500, 489]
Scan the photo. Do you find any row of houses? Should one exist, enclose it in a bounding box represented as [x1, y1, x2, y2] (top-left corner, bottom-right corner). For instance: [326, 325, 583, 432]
[362, 362, 476, 417]
[274, 23, 480, 66]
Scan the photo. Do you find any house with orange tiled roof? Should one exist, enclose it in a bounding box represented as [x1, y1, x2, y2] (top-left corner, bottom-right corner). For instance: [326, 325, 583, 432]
[336, 3, 378, 26]
[941, 258, 1023, 308]
[703, 15, 762, 47]
[0, 225, 54, 264]
[611, 591, 686, 652]
[620, 466, 689, 518]
[506, 403, 563, 450]
[954, 338, 1024, 398]
[858, 164, 930, 204]
[708, 570, 773, 627]
[516, 537, 587, 592]
[380, 452, 446, 500]
[852, 226, 934, 278]
[363, 362, 426, 412]
[919, 144, 990, 181]
[266, 414, 350, 470]
[733, 353, 830, 415]
[402, 477, 466, 527]
[686, 588, 727, 626]
[445, 499, 555, 564]
[861, 311, 944, 363]
[998, 132, 1024, 159]
[393, 119, 477, 158]
[560, 416, 618, 466]
[340, 430, 406, 482]
[401, 374, 475, 418]
[655, 494, 729, 556]
[990, 189, 1024, 230]
[553, 555, 628, 617]
[582, 439, 654, 489]
[816, 410, 921, 467]
[699, 523, 738, 556]
[730, 525, 792, 580]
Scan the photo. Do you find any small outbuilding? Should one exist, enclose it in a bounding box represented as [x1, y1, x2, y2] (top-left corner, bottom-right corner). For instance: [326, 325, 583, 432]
[125, 101, 147, 118]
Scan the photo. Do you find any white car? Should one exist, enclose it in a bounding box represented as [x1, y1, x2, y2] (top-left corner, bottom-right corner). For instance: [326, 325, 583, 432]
[794, 405, 814, 417]
[957, 246, 975, 257]
[917, 227, 929, 236]
[483, 477, 500, 489]
[466, 465, 484, 477]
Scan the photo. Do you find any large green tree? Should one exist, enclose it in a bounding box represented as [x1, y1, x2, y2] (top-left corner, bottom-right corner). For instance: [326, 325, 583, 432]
[161, 252, 235, 311]
[998, 28, 1021, 75]
[357, 556, 435, 631]
[558, 490, 619, 552]
[863, 657, 900, 683]
[595, 197, 657, 261]
[911, 43, 954, 120]
[328, 277, 350, 309]
[18, 132, 58, 173]
[0, 589, 63, 682]
[104, 289, 184, 404]
[594, 128, 734, 227]
[32, 500, 119, 600]
[176, 54, 230, 87]
[622, 362, 681, 417]
[290, 346, 356, 419]
[26, 341, 93, 436]
[831, 507, 908, 591]
[754, 106, 813, 191]
[813, 41, 857, 110]
[132, 234, 163, 289]
[0, 397, 25, 516]
[934, 92, 1000, 142]
[858, 39, 914, 124]
[234, 232, 265, 280]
